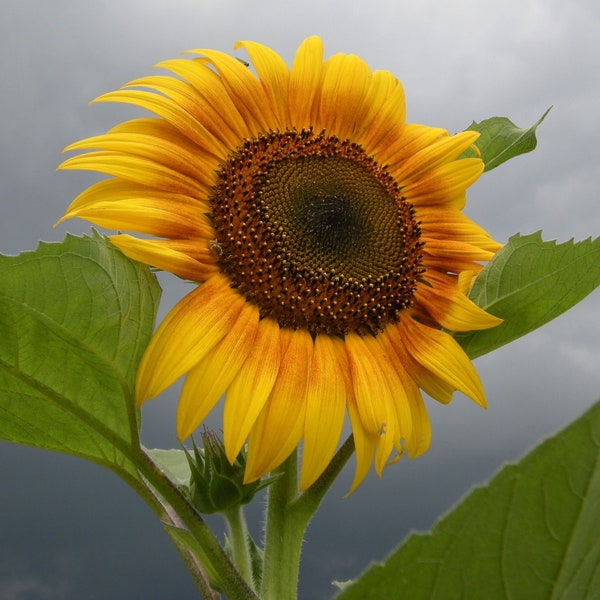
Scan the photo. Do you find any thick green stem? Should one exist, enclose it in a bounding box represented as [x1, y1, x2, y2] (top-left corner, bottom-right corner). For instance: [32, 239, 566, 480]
[260, 450, 308, 600]
[260, 436, 356, 600]
[223, 505, 255, 590]
[135, 448, 259, 600]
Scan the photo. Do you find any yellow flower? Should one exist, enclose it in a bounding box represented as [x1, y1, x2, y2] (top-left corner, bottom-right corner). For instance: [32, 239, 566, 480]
[58, 36, 502, 492]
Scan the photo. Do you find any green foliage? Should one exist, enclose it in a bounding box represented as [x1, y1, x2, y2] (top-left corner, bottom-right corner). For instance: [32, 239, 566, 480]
[186, 431, 277, 514]
[456, 232, 600, 359]
[0, 232, 160, 477]
[460, 108, 551, 171]
[146, 448, 192, 488]
[337, 399, 600, 600]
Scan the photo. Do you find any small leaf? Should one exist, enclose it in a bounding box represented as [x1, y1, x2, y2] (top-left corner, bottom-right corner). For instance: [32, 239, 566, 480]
[336, 399, 600, 599]
[456, 232, 600, 359]
[460, 108, 551, 171]
[0, 232, 160, 474]
[146, 448, 192, 488]
[247, 533, 264, 590]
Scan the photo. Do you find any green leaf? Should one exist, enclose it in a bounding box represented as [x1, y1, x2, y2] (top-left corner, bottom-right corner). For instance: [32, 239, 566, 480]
[460, 108, 551, 171]
[456, 232, 600, 359]
[146, 448, 192, 488]
[0, 232, 160, 476]
[336, 399, 600, 600]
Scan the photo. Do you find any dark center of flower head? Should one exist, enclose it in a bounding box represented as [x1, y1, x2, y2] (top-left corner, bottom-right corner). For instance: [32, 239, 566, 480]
[210, 129, 424, 337]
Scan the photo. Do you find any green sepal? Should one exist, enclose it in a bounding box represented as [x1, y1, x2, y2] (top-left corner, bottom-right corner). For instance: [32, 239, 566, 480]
[185, 431, 276, 514]
[247, 533, 264, 591]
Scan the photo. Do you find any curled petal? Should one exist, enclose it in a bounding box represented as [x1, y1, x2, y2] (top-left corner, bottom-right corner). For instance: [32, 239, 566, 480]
[177, 302, 260, 440]
[109, 235, 218, 281]
[135, 274, 245, 404]
[223, 317, 282, 462]
[399, 317, 487, 408]
[244, 328, 313, 481]
[300, 334, 349, 490]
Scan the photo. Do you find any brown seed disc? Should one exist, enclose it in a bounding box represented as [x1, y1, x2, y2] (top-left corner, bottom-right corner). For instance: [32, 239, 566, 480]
[210, 129, 423, 336]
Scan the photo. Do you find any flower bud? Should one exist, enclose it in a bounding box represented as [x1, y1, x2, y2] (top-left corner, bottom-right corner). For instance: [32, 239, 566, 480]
[186, 430, 273, 514]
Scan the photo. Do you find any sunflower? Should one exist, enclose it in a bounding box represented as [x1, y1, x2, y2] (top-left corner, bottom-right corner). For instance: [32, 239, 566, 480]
[58, 36, 502, 492]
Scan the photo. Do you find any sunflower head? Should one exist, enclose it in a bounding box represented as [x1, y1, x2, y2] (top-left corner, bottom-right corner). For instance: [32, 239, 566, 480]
[59, 36, 502, 492]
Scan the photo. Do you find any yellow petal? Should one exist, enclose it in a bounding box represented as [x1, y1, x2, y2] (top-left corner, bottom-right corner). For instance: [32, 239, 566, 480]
[386, 321, 455, 404]
[63, 130, 217, 187]
[108, 234, 218, 281]
[345, 332, 393, 436]
[123, 74, 246, 154]
[419, 206, 503, 253]
[357, 70, 406, 155]
[376, 330, 413, 442]
[176, 302, 260, 440]
[346, 395, 377, 495]
[377, 327, 430, 458]
[223, 317, 282, 462]
[318, 53, 371, 138]
[288, 36, 324, 129]
[156, 58, 252, 145]
[399, 317, 487, 408]
[60, 178, 210, 220]
[393, 131, 480, 184]
[422, 238, 496, 273]
[385, 124, 447, 172]
[404, 158, 484, 206]
[64, 198, 212, 239]
[234, 40, 291, 126]
[59, 151, 205, 196]
[187, 48, 275, 133]
[404, 381, 431, 459]
[94, 89, 226, 153]
[416, 282, 503, 332]
[299, 334, 348, 490]
[135, 274, 244, 404]
[244, 328, 313, 481]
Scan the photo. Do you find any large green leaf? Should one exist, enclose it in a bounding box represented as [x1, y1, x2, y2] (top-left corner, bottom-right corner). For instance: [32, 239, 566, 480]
[460, 108, 551, 171]
[0, 232, 160, 476]
[337, 399, 600, 600]
[457, 232, 600, 359]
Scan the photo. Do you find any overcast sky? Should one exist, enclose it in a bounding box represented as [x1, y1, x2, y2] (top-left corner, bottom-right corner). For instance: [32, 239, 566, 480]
[2, 1, 599, 599]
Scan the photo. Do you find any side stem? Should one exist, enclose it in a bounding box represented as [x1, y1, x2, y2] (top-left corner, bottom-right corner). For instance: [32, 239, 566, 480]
[135, 447, 259, 600]
[223, 505, 255, 591]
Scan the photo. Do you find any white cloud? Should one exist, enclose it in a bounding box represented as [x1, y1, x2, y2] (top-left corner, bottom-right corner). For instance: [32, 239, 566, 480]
[0, 578, 67, 600]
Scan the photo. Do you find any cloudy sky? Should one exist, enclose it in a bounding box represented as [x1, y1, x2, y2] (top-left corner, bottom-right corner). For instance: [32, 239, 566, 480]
[2, 0, 599, 598]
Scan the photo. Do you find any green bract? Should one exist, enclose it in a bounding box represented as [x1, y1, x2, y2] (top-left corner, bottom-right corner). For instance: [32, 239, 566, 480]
[187, 431, 275, 514]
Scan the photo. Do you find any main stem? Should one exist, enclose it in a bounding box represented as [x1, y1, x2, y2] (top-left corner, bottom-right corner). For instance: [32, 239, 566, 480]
[260, 450, 308, 600]
[260, 435, 356, 600]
